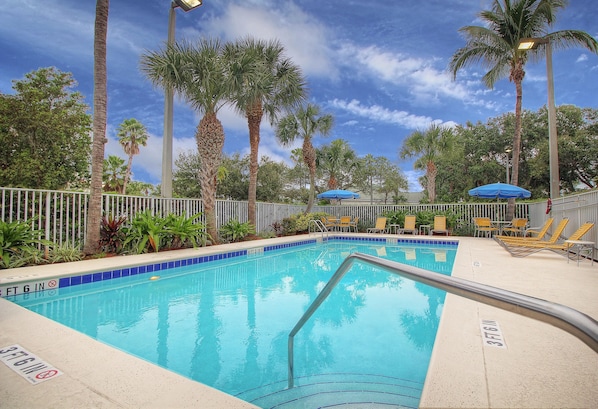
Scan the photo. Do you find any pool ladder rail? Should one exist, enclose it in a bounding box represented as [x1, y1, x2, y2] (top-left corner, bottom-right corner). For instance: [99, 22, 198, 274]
[287, 252, 598, 389]
[308, 219, 329, 239]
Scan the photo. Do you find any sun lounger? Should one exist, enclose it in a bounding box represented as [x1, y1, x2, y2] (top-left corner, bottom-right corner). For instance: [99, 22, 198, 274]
[497, 221, 594, 258]
[495, 218, 554, 241]
[367, 217, 387, 234]
[431, 215, 449, 236]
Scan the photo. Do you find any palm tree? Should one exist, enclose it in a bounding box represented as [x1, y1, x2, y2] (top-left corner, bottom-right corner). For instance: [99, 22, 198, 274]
[316, 139, 358, 190]
[141, 39, 231, 242]
[117, 118, 148, 195]
[84, 0, 109, 255]
[400, 124, 453, 203]
[275, 103, 334, 213]
[225, 37, 306, 227]
[103, 155, 127, 193]
[449, 0, 598, 215]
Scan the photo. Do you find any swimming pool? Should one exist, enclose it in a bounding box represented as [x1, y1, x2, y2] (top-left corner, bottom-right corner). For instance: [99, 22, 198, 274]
[8, 237, 457, 408]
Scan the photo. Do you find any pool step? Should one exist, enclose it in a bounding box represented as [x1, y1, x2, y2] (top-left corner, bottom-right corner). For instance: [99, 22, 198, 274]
[236, 373, 422, 409]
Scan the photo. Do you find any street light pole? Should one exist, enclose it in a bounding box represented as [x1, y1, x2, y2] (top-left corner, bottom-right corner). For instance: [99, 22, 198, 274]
[518, 38, 559, 199]
[161, 0, 203, 198]
[545, 41, 560, 199]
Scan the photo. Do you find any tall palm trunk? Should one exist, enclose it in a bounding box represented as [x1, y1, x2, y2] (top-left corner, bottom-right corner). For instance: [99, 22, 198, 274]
[303, 140, 316, 213]
[247, 100, 263, 227]
[427, 161, 437, 203]
[84, 0, 109, 255]
[123, 153, 133, 195]
[196, 112, 224, 243]
[508, 63, 525, 220]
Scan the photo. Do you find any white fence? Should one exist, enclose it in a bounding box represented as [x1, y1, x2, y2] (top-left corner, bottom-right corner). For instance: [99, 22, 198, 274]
[1, 187, 596, 252]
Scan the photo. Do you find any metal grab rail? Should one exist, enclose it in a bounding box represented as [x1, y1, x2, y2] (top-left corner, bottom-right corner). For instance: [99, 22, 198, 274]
[287, 252, 598, 388]
[308, 219, 329, 238]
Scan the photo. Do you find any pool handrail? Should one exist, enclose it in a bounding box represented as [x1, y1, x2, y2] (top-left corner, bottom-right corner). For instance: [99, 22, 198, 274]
[308, 219, 329, 238]
[287, 252, 598, 388]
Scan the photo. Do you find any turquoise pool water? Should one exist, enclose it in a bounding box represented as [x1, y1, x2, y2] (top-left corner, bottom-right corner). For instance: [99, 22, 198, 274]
[9, 238, 456, 408]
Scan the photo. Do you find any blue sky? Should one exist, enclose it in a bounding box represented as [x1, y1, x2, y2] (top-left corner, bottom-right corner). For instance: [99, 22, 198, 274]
[1, 0, 597, 192]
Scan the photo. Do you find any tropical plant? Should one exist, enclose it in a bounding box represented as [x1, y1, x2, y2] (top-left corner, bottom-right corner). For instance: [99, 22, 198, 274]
[449, 0, 598, 216]
[117, 118, 149, 194]
[99, 214, 127, 253]
[164, 212, 209, 249]
[400, 124, 454, 203]
[0, 220, 49, 269]
[225, 37, 306, 228]
[122, 210, 168, 254]
[103, 155, 127, 193]
[85, 0, 109, 255]
[219, 219, 255, 243]
[276, 104, 334, 213]
[141, 38, 230, 243]
[48, 242, 85, 263]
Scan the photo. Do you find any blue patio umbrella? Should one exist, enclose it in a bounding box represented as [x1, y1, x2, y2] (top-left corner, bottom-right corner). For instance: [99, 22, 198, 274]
[468, 182, 531, 199]
[317, 189, 360, 200]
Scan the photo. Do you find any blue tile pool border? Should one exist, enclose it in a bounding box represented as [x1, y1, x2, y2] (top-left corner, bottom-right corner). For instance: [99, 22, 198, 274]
[1, 236, 458, 297]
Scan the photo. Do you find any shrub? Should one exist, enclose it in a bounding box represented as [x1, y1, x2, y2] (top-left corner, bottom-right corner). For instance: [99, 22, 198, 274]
[99, 214, 127, 254]
[49, 242, 84, 263]
[281, 211, 330, 235]
[219, 219, 255, 243]
[0, 219, 50, 269]
[122, 210, 168, 254]
[164, 212, 209, 249]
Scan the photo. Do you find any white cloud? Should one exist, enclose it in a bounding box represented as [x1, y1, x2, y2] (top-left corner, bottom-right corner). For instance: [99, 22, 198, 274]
[329, 98, 451, 130]
[404, 170, 424, 192]
[576, 54, 589, 63]
[337, 43, 474, 105]
[199, 2, 337, 78]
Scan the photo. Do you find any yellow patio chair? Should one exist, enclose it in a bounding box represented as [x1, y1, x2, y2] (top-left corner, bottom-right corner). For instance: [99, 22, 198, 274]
[400, 215, 417, 235]
[367, 217, 387, 234]
[337, 216, 352, 232]
[500, 218, 528, 236]
[321, 216, 337, 231]
[431, 215, 449, 236]
[349, 216, 359, 232]
[473, 217, 498, 238]
[495, 218, 553, 242]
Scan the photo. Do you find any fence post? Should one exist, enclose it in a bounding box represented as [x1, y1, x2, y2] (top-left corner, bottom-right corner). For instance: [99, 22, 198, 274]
[44, 192, 51, 258]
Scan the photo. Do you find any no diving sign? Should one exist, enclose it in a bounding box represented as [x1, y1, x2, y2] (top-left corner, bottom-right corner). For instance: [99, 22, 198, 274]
[0, 344, 63, 385]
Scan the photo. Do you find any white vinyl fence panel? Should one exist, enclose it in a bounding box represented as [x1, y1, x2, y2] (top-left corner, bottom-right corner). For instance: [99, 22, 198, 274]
[1, 187, 596, 253]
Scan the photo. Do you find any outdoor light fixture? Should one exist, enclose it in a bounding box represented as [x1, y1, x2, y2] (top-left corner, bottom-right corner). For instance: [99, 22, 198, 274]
[161, 0, 203, 198]
[173, 0, 202, 12]
[505, 147, 512, 184]
[518, 37, 559, 199]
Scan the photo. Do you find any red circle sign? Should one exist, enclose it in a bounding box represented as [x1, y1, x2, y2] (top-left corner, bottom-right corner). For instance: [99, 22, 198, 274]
[36, 370, 58, 379]
[48, 280, 57, 288]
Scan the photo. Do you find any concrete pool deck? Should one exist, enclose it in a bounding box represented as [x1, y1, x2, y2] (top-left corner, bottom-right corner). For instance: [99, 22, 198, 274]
[0, 235, 596, 408]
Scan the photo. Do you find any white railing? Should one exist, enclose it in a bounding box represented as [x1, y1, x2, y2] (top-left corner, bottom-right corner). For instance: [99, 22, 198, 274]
[1, 187, 596, 250]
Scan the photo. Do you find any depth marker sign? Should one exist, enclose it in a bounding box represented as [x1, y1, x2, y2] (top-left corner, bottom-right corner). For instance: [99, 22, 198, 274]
[0, 344, 63, 385]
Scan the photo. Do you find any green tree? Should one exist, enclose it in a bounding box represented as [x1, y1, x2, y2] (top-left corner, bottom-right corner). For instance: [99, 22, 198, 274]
[400, 124, 453, 203]
[275, 103, 334, 212]
[225, 37, 305, 227]
[117, 118, 148, 194]
[0, 67, 91, 189]
[141, 39, 230, 242]
[316, 139, 358, 190]
[85, 0, 109, 255]
[103, 155, 127, 193]
[256, 157, 287, 202]
[449, 0, 598, 215]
